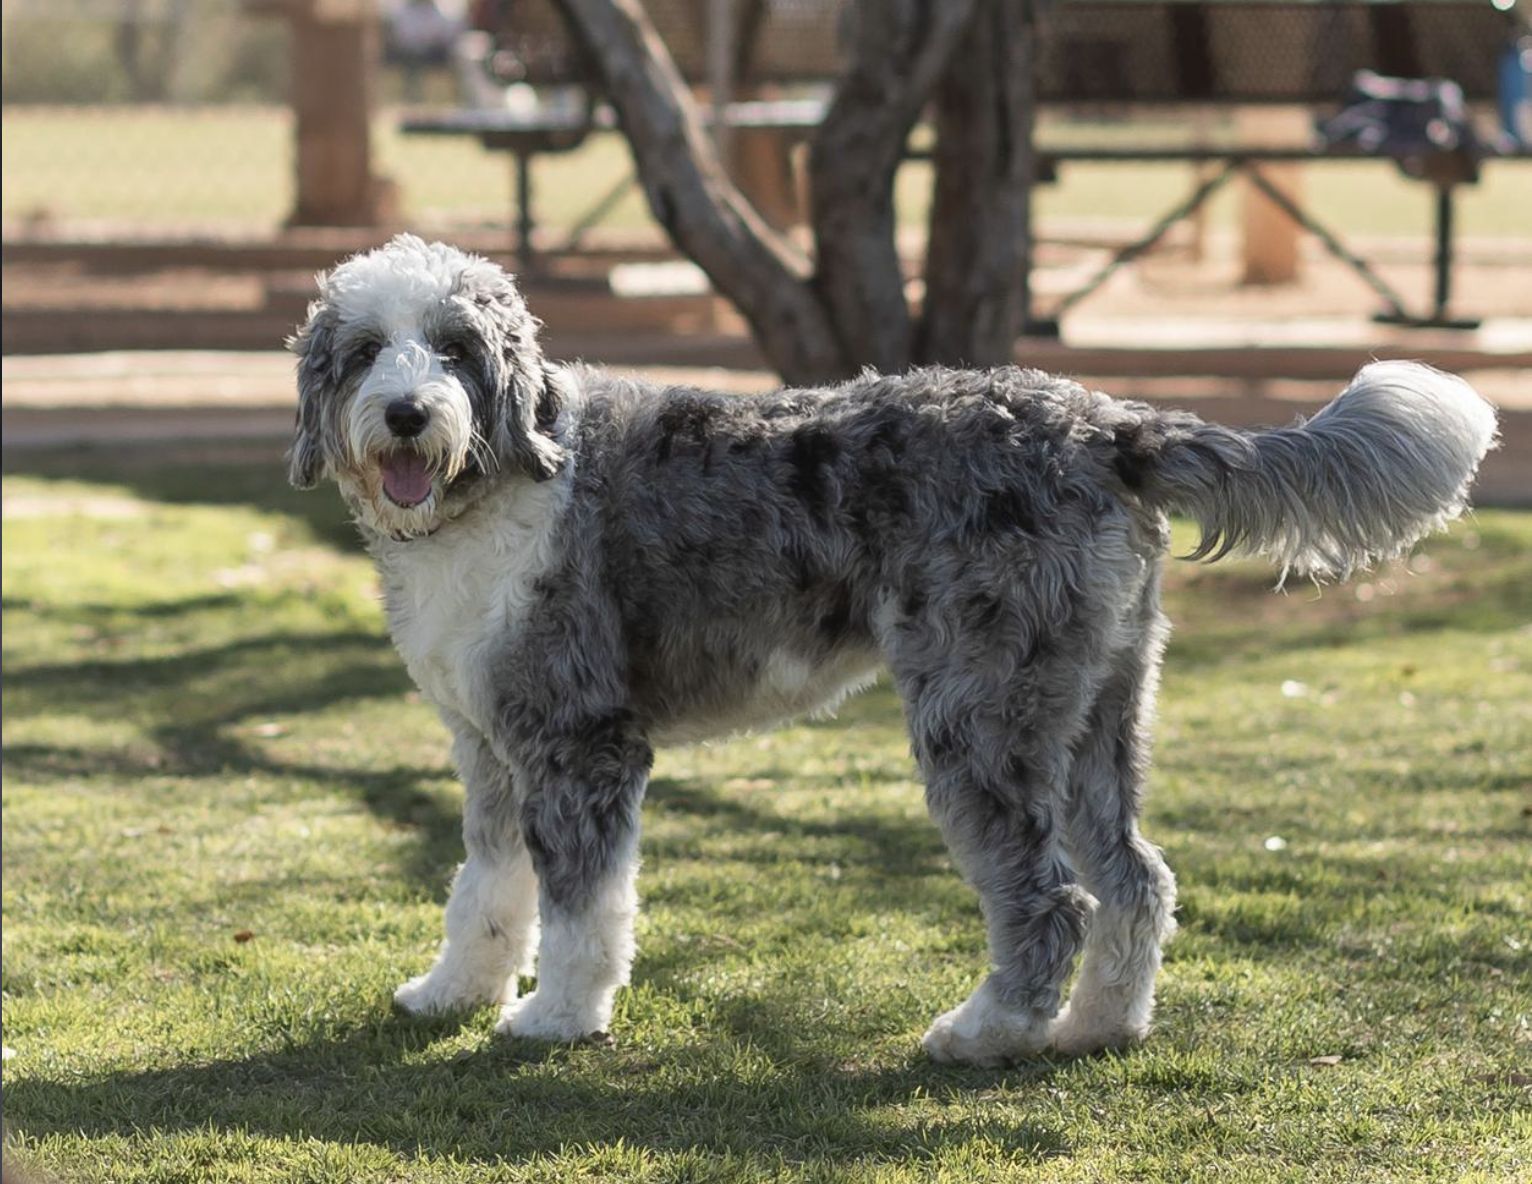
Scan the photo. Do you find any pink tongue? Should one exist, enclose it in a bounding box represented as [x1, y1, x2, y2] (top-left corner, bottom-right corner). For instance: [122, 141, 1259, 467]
[381, 452, 433, 506]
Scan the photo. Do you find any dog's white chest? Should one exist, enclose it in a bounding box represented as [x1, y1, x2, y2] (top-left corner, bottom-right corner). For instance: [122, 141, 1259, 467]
[378, 480, 566, 730]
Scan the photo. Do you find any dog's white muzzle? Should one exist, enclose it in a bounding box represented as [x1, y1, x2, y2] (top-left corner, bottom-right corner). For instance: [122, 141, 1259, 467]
[342, 339, 477, 537]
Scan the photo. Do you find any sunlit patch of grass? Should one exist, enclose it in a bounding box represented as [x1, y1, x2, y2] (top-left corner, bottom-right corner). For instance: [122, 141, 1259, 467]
[2, 451, 1529, 1183]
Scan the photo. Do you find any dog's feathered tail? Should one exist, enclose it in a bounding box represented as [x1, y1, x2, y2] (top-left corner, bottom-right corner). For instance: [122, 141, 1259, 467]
[1115, 361, 1499, 581]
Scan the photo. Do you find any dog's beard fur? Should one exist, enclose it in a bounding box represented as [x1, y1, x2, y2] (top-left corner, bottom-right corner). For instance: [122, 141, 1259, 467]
[337, 339, 483, 539]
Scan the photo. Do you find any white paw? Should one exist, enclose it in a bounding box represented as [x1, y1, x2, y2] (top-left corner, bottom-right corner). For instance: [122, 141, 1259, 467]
[494, 989, 612, 1044]
[392, 966, 512, 1016]
[1047, 1004, 1147, 1056]
[921, 980, 1050, 1067]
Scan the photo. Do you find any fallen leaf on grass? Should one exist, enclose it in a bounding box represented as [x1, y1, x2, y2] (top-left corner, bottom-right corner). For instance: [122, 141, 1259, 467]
[214, 565, 266, 589]
[121, 823, 175, 839]
[1473, 1072, 1531, 1087]
[233, 930, 255, 944]
[1308, 1055, 1344, 1066]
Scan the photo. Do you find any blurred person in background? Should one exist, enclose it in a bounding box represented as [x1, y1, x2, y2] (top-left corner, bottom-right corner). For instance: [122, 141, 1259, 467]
[385, 0, 467, 101]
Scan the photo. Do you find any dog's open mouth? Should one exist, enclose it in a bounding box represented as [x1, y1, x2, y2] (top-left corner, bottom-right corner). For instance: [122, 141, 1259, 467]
[380, 451, 434, 508]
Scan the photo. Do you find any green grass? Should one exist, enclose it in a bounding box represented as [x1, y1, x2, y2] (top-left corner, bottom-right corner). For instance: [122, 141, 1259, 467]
[2, 445, 1530, 1183]
[3, 104, 1531, 239]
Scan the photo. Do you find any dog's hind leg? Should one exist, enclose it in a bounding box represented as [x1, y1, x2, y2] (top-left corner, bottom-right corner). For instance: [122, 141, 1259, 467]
[496, 711, 653, 1044]
[890, 628, 1108, 1067]
[915, 741, 1097, 1066]
[394, 723, 540, 1015]
[1051, 583, 1178, 1055]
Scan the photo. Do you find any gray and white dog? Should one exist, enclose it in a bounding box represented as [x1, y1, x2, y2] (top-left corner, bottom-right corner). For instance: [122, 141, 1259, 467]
[288, 234, 1497, 1065]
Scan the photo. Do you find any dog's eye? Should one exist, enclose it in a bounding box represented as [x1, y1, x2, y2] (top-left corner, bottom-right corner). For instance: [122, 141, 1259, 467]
[438, 341, 468, 367]
[353, 339, 383, 369]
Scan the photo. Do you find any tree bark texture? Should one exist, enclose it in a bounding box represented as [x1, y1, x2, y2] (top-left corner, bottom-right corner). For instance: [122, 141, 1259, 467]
[551, 0, 847, 382]
[918, 0, 1039, 367]
[807, 0, 977, 373]
[552, 0, 1039, 381]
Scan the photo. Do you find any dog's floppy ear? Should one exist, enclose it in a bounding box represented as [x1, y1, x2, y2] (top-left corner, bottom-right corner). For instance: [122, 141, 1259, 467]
[475, 269, 567, 482]
[286, 295, 338, 490]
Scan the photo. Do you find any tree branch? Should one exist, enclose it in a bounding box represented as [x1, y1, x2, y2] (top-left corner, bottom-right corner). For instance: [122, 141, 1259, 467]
[550, 0, 846, 382]
[808, 0, 979, 373]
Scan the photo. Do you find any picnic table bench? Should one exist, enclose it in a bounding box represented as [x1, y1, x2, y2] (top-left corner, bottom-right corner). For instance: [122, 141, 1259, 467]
[402, 98, 827, 271]
[401, 0, 1530, 331]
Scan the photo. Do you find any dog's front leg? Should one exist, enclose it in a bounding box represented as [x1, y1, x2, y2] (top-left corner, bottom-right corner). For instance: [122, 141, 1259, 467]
[394, 719, 540, 1015]
[495, 713, 653, 1044]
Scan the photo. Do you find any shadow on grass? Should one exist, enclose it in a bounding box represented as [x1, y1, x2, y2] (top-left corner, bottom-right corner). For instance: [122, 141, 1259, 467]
[634, 775, 973, 1040]
[0, 591, 252, 621]
[7, 626, 393, 705]
[646, 774, 938, 862]
[1, 623, 956, 912]
[1, 1014, 1069, 1168]
[2, 442, 361, 552]
[0, 619, 468, 891]
[2, 738, 464, 898]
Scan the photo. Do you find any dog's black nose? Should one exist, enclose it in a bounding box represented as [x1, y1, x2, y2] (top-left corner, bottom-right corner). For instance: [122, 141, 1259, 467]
[385, 398, 430, 439]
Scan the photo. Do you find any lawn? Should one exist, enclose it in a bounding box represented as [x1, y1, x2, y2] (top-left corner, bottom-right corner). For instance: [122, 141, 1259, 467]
[1, 444, 1529, 1183]
[4, 104, 1532, 240]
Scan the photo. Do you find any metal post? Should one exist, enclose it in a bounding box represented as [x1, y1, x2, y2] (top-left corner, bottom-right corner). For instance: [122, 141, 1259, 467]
[708, 0, 736, 160]
[1398, 182, 1481, 330]
[515, 150, 534, 274]
[1432, 185, 1453, 320]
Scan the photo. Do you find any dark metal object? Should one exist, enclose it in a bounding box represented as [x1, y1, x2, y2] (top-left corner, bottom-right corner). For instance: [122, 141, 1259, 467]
[1373, 186, 1482, 330]
[1049, 163, 1241, 324]
[1026, 144, 1506, 334]
[402, 101, 825, 269]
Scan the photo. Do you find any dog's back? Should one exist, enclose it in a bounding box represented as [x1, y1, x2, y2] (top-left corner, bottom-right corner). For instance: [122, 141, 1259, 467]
[550, 365, 1165, 742]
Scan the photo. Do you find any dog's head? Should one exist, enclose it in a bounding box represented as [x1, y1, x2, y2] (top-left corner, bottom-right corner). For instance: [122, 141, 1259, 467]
[287, 234, 565, 538]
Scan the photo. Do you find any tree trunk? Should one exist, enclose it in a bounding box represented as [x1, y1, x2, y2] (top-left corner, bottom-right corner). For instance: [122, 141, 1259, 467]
[552, 0, 1039, 382]
[551, 0, 847, 383]
[808, 0, 977, 373]
[917, 0, 1038, 367]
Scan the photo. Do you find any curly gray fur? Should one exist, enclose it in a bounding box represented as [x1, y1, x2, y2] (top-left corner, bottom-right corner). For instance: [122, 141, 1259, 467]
[289, 235, 1499, 1064]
